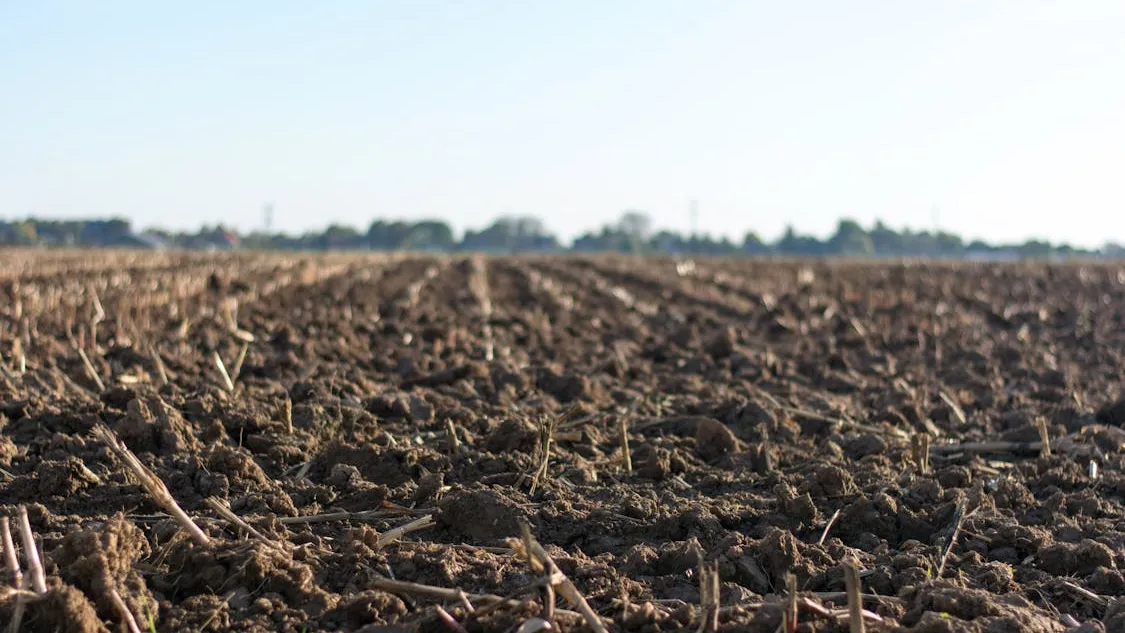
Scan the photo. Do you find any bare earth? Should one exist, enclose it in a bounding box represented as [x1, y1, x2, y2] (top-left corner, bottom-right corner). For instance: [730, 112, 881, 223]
[1, 250, 1124, 633]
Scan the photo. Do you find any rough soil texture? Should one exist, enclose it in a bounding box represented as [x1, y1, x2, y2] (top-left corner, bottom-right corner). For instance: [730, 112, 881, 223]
[2, 250, 1125, 632]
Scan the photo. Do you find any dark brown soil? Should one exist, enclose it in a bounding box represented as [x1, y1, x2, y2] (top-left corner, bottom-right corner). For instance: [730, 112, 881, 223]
[2, 250, 1125, 632]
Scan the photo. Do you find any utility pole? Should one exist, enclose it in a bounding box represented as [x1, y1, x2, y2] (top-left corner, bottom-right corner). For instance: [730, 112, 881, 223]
[930, 203, 942, 259]
[689, 199, 699, 238]
[263, 204, 274, 234]
[689, 198, 699, 255]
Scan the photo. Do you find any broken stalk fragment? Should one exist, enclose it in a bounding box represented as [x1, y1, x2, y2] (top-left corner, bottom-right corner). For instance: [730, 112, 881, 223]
[230, 341, 249, 383]
[280, 397, 293, 434]
[205, 497, 283, 551]
[445, 419, 462, 454]
[11, 337, 23, 375]
[212, 350, 235, 392]
[911, 433, 930, 474]
[1034, 416, 1051, 458]
[697, 559, 720, 633]
[377, 515, 436, 549]
[936, 499, 968, 579]
[76, 345, 106, 392]
[783, 573, 798, 633]
[844, 561, 865, 633]
[109, 586, 144, 633]
[435, 605, 470, 633]
[148, 345, 169, 386]
[619, 412, 633, 474]
[819, 509, 841, 546]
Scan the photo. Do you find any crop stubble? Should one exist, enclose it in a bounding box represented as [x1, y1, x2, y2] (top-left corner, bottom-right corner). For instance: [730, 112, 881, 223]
[1, 250, 1125, 632]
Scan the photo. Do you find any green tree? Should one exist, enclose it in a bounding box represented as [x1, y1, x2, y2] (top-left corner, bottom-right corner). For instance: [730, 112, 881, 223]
[15, 221, 37, 245]
[406, 220, 455, 250]
[776, 225, 827, 255]
[1018, 239, 1053, 259]
[367, 220, 413, 249]
[742, 232, 770, 254]
[830, 219, 874, 256]
[318, 224, 362, 250]
[870, 220, 902, 254]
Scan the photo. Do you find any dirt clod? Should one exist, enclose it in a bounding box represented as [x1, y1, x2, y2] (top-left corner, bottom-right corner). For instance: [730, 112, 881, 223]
[438, 488, 529, 543]
[694, 416, 742, 460]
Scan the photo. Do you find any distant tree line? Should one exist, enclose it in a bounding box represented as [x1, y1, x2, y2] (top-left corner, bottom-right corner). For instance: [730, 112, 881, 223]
[0, 213, 1118, 259]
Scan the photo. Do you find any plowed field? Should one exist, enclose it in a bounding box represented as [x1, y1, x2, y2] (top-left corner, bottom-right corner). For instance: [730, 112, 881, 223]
[2, 250, 1125, 632]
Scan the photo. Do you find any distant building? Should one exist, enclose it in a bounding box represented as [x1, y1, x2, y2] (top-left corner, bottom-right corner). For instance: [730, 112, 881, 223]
[132, 231, 169, 249]
[183, 230, 240, 250]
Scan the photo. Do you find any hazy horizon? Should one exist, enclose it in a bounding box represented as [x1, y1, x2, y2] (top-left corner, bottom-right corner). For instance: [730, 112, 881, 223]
[3, 1, 1123, 248]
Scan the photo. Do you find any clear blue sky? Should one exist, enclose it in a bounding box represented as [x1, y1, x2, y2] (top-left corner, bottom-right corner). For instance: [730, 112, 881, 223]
[2, 1, 1123, 246]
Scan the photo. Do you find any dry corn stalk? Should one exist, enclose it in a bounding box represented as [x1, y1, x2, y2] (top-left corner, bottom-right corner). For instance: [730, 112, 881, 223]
[1, 516, 22, 589]
[86, 282, 105, 355]
[17, 507, 46, 594]
[511, 523, 608, 633]
[109, 586, 144, 633]
[222, 297, 255, 343]
[469, 257, 495, 362]
[93, 425, 211, 546]
[7, 576, 32, 633]
[528, 404, 582, 495]
[11, 282, 21, 320]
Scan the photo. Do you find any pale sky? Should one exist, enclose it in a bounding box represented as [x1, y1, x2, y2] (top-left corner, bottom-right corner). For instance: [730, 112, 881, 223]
[2, 1, 1124, 246]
